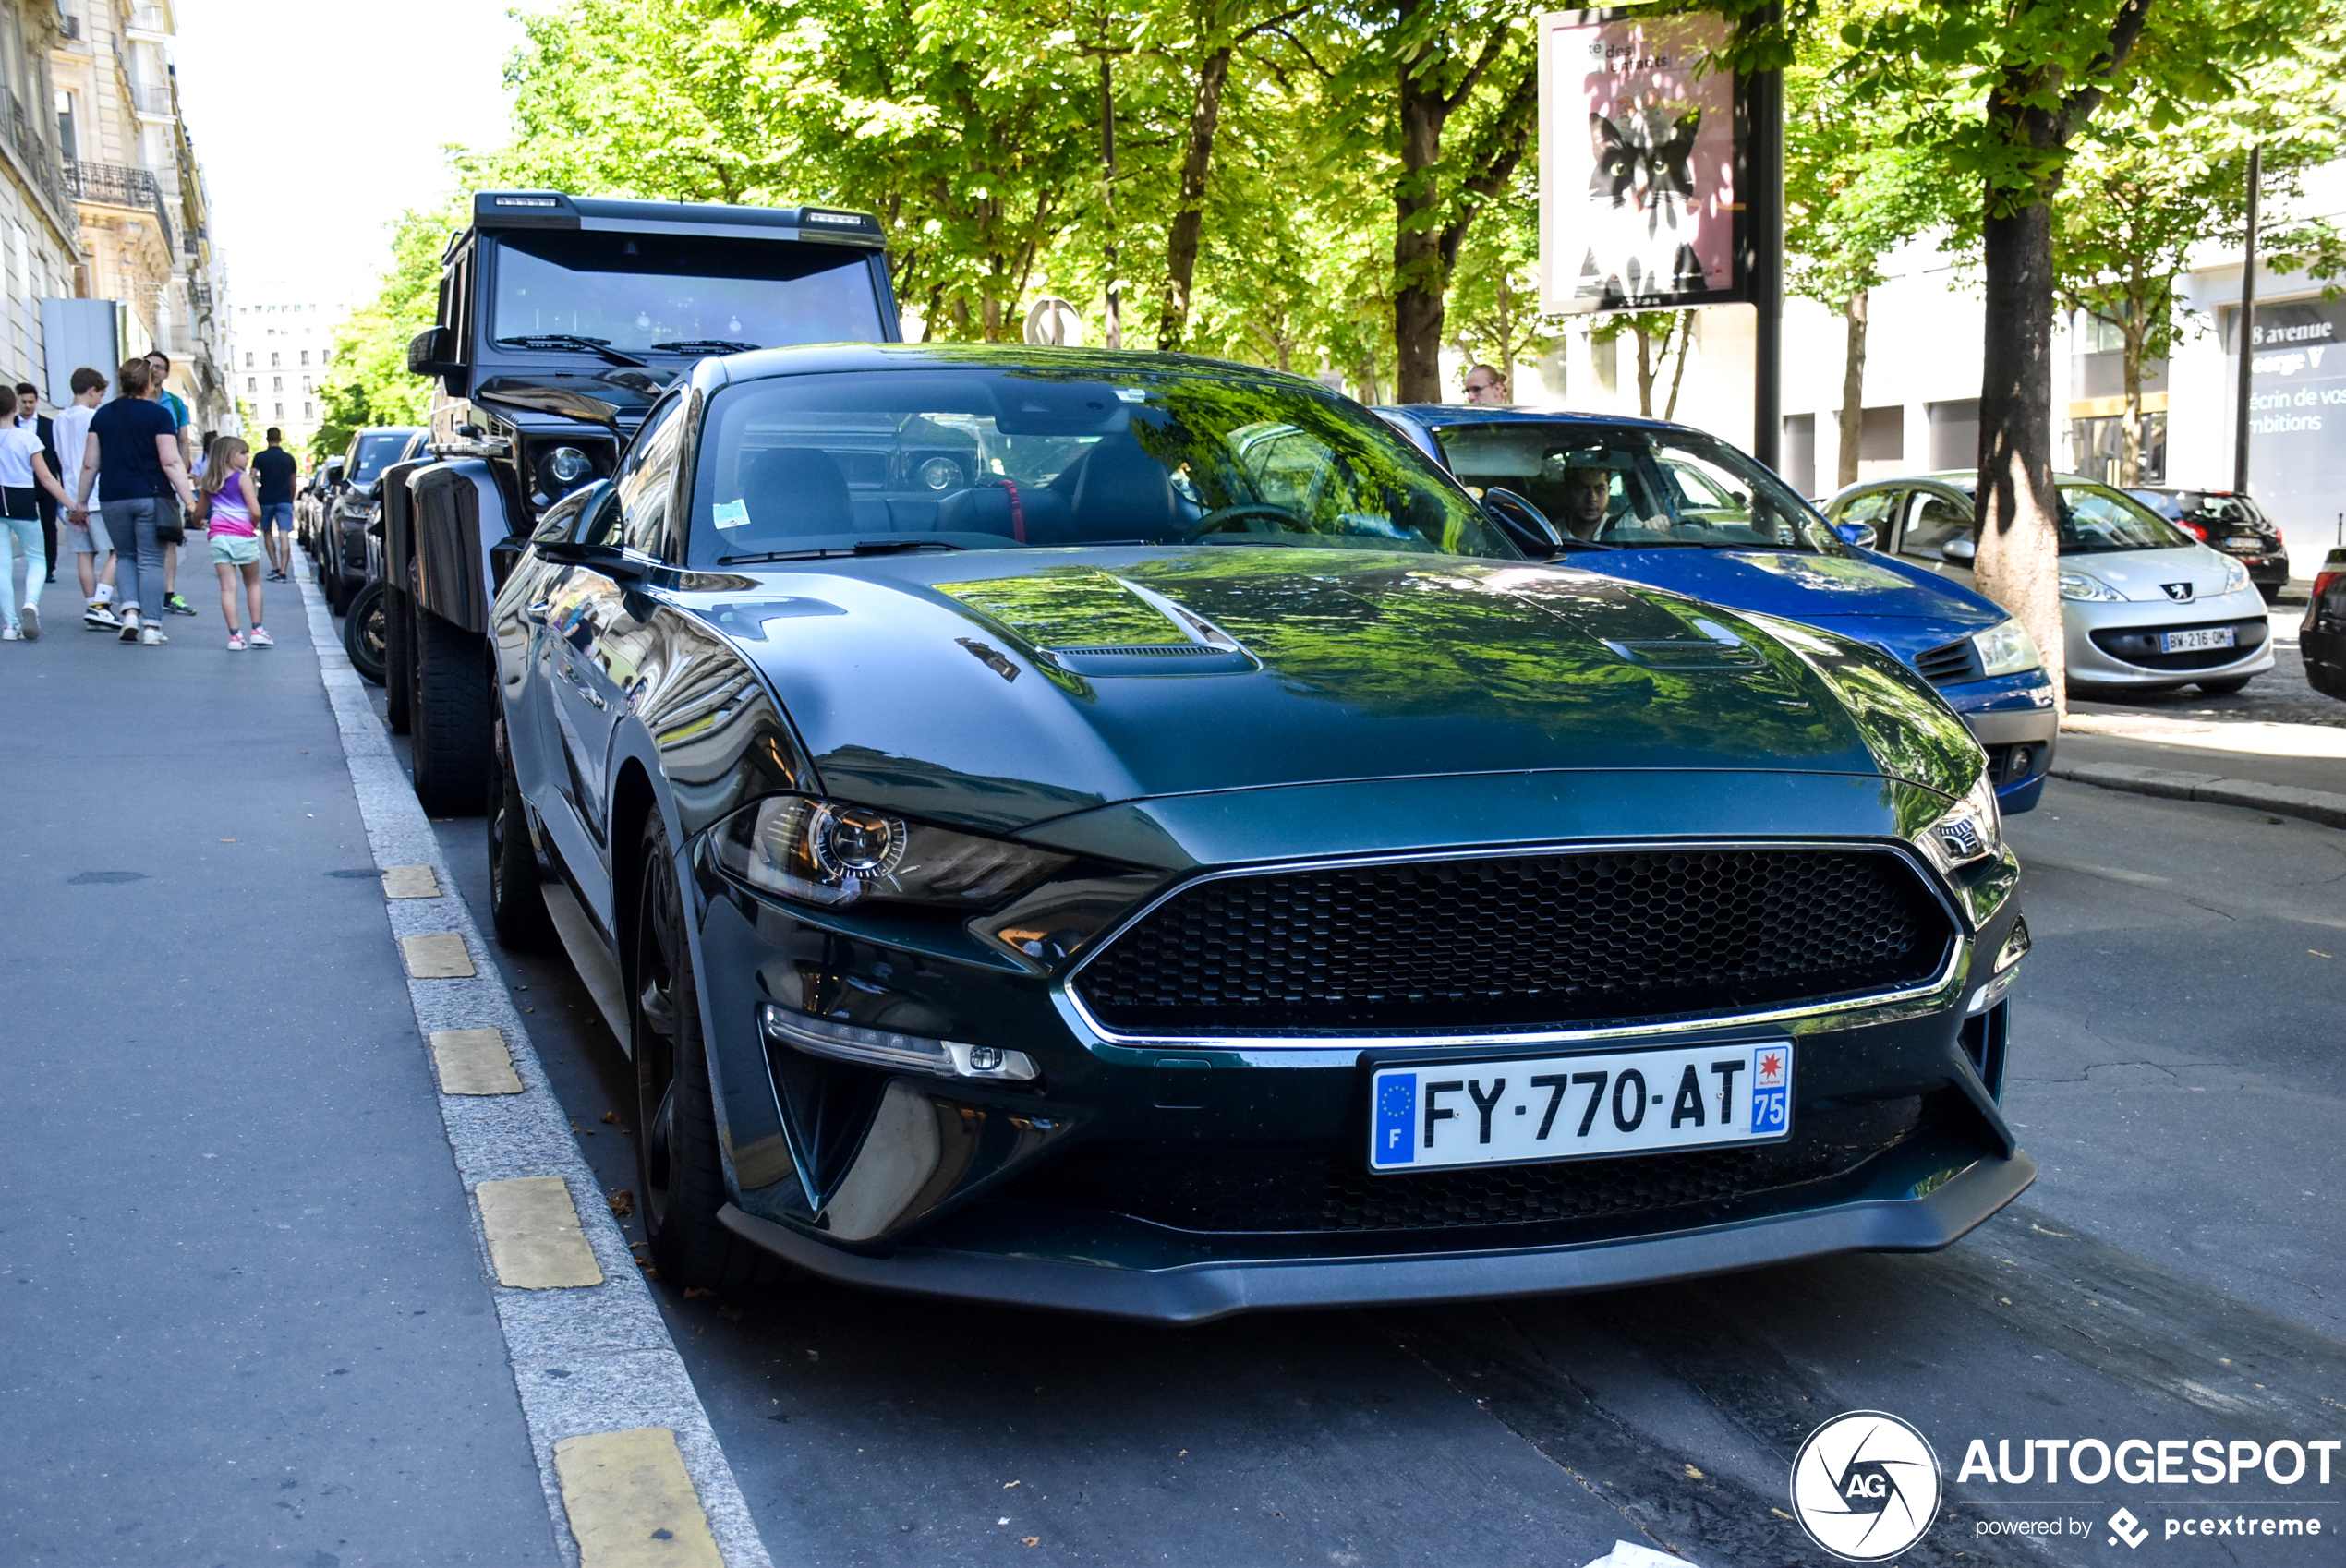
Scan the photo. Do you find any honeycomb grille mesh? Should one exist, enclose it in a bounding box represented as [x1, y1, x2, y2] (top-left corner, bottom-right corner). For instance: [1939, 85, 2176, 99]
[1075, 848, 1951, 1035]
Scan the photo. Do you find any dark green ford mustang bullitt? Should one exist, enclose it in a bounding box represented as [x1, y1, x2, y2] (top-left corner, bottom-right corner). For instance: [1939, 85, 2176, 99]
[489, 344, 2032, 1321]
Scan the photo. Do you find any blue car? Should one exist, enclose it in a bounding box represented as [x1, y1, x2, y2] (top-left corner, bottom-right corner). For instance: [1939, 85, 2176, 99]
[1379, 406, 2059, 812]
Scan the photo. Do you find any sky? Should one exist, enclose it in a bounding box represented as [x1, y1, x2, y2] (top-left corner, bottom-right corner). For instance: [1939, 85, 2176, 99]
[169, 0, 542, 310]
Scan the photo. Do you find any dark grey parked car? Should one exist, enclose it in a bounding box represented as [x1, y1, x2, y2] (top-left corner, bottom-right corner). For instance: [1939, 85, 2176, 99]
[320, 427, 424, 614]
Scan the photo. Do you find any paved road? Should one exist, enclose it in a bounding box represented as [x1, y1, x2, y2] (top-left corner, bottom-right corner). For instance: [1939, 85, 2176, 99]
[385, 615, 2345, 1568]
[1, 585, 558, 1565]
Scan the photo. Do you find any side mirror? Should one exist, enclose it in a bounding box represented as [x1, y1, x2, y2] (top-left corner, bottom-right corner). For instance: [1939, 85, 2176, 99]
[1833, 521, 1878, 549]
[407, 325, 459, 378]
[1482, 487, 1564, 555]
[1938, 536, 1977, 564]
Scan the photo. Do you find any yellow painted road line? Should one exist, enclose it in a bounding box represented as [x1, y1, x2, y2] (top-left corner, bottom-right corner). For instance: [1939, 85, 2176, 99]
[381, 863, 443, 899]
[477, 1176, 605, 1289]
[402, 932, 476, 978]
[431, 1029, 524, 1095]
[554, 1427, 724, 1568]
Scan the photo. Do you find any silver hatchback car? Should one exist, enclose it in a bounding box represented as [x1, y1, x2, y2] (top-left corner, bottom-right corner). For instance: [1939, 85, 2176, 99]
[1825, 473, 2274, 694]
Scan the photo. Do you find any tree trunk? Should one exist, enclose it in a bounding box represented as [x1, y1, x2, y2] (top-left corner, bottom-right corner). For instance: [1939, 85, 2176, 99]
[1663, 312, 1692, 422]
[1837, 290, 1868, 489]
[1158, 45, 1232, 352]
[1392, 41, 1447, 404]
[1975, 197, 2067, 711]
[2119, 295, 2145, 487]
[1632, 321, 1658, 416]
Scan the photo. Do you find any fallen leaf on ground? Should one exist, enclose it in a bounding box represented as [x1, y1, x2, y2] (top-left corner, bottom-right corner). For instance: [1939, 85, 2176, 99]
[717, 1304, 743, 1322]
[601, 1111, 618, 1124]
[683, 1286, 714, 1299]
[608, 1190, 635, 1218]
[1022, 1538, 1039, 1548]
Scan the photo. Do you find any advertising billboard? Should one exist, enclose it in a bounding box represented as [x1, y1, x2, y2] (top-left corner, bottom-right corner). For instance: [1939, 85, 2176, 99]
[1539, 6, 1744, 316]
[2223, 294, 2346, 558]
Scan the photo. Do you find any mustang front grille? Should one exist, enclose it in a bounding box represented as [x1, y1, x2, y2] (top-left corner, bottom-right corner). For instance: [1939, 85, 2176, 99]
[1072, 846, 1953, 1036]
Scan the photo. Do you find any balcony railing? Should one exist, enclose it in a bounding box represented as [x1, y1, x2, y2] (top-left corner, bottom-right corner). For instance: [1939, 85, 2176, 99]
[128, 80, 172, 117]
[66, 160, 171, 253]
[0, 88, 78, 234]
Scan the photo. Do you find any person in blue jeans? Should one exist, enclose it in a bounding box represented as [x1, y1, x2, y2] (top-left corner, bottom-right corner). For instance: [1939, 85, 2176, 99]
[250, 426, 298, 582]
[0, 385, 76, 640]
[145, 350, 196, 616]
[69, 356, 196, 647]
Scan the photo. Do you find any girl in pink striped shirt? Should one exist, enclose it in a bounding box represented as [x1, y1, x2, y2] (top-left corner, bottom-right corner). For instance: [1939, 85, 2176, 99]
[200, 436, 272, 650]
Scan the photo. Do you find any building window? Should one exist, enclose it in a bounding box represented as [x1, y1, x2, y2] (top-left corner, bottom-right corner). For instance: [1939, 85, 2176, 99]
[55, 90, 77, 163]
[304, 401, 314, 419]
[270, 352, 280, 368]
[273, 403, 284, 417]
[243, 351, 252, 368]
[299, 350, 308, 366]
[300, 376, 311, 392]
[272, 376, 282, 392]
[246, 376, 255, 392]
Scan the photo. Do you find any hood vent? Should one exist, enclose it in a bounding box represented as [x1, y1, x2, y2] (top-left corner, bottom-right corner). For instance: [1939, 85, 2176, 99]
[942, 568, 1261, 677]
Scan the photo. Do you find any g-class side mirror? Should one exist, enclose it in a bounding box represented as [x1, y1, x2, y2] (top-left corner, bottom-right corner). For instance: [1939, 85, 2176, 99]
[1481, 487, 1565, 556]
[407, 326, 459, 378]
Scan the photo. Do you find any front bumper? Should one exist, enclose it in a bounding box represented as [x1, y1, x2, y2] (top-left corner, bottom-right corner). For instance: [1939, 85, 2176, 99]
[1940, 677, 2057, 811]
[2062, 587, 2275, 687]
[688, 772, 2029, 1319]
[720, 1141, 2036, 1323]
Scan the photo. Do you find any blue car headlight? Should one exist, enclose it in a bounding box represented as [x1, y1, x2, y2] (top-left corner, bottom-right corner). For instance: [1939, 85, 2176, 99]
[710, 795, 1072, 910]
[1971, 617, 2042, 677]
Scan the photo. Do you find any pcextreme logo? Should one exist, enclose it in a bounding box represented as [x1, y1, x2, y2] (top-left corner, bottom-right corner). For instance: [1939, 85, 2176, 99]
[1789, 1411, 1944, 1562]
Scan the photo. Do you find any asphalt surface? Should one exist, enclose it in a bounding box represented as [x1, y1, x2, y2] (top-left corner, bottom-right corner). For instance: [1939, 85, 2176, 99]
[0, 581, 558, 1564]
[380, 649, 2346, 1563]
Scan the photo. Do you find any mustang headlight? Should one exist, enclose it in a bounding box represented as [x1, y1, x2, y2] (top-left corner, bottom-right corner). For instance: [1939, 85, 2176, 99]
[1914, 772, 2003, 876]
[1971, 617, 2042, 677]
[2058, 570, 2122, 602]
[711, 795, 1072, 909]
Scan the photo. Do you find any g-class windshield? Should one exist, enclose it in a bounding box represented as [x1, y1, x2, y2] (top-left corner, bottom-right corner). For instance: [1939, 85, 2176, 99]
[684, 365, 1515, 568]
[489, 231, 888, 357]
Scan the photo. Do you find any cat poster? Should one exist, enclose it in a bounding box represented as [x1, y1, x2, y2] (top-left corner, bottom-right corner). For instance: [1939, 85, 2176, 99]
[1540, 7, 1741, 315]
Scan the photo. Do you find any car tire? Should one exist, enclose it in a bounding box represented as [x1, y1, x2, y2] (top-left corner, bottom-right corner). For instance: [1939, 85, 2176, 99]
[487, 712, 554, 951]
[2195, 676, 2251, 695]
[343, 580, 388, 684]
[2257, 584, 2282, 605]
[2303, 661, 2346, 700]
[634, 811, 782, 1291]
[411, 609, 492, 816]
[385, 585, 414, 734]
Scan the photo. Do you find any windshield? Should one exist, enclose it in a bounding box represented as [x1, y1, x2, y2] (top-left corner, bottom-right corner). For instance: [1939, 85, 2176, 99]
[2057, 485, 2199, 553]
[1431, 421, 1844, 553]
[489, 232, 887, 356]
[348, 430, 418, 486]
[684, 365, 1515, 568]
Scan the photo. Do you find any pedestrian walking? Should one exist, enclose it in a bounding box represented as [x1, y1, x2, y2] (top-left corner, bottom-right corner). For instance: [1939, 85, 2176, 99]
[14, 381, 59, 585]
[144, 350, 197, 619]
[250, 427, 298, 582]
[0, 385, 78, 641]
[200, 437, 272, 650]
[51, 368, 115, 625]
[71, 356, 196, 647]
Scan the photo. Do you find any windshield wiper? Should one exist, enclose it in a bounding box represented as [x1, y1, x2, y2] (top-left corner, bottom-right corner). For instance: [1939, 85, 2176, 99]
[649, 339, 762, 355]
[492, 334, 649, 368]
[718, 539, 968, 565]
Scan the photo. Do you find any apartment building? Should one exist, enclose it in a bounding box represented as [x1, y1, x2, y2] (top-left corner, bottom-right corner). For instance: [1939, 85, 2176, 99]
[50, 0, 231, 431]
[0, 2, 89, 399]
[231, 288, 345, 453]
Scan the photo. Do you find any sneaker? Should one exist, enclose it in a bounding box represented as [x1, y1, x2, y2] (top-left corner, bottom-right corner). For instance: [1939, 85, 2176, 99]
[165, 592, 195, 616]
[140, 623, 166, 646]
[266, 570, 287, 582]
[84, 602, 119, 629]
[248, 626, 274, 648]
[117, 613, 140, 644]
[226, 632, 245, 651]
[18, 602, 36, 641]
[1, 625, 18, 641]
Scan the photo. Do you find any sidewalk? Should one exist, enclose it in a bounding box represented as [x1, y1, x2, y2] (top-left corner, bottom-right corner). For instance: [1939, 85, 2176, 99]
[0, 580, 558, 1562]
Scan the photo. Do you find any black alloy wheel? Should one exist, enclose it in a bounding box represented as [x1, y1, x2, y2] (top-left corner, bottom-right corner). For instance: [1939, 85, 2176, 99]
[633, 812, 780, 1291]
[486, 714, 553, 950]
[343, 580, 388, 684]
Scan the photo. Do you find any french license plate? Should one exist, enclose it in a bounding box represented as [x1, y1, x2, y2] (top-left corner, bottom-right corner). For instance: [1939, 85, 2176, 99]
[1369, 1041, 1793, 1173]
[2159, 626, 2235, 654]
[2227, 536, 2263, 550]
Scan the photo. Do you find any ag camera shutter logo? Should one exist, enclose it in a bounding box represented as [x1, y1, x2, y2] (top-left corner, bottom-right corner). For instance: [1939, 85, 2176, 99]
[1789, 1411, 1943, 1561]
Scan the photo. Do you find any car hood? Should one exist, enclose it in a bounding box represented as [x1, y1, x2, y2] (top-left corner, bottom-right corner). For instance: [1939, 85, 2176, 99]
[1585, 548, 2006, 628]
[681, 548, 1981, 835]
[2060, 545, 2240, 603]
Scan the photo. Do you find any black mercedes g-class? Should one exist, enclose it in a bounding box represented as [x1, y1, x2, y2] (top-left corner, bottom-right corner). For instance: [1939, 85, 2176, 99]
[387, 189, 896, 813]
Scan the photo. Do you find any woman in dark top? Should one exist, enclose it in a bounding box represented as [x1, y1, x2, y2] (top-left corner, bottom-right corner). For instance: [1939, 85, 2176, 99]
[69, 357, 196, 646]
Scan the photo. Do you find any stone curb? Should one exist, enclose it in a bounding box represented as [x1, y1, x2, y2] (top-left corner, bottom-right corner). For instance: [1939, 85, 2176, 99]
[2050, 760, 2346, 829]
